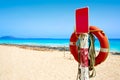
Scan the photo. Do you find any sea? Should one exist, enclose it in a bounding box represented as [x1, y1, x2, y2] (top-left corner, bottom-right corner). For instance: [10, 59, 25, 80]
[0, 38, 120, 52]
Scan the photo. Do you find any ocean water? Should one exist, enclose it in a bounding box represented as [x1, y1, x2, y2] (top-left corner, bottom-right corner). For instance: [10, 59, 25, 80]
[0, 38, 119, 52]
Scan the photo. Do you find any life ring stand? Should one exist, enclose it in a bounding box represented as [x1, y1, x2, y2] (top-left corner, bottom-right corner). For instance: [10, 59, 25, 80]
[69, 26, 109, 66]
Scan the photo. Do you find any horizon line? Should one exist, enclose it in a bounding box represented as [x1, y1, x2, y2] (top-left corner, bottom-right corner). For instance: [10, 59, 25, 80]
[0, 36, 120, 39]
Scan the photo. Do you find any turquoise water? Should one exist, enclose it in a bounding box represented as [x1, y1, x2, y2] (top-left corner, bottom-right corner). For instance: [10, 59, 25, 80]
[0, 38, 120, 52]
[95, 39, 120, 52]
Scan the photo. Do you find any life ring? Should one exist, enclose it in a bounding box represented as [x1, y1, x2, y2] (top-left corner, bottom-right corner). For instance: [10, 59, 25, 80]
[69, 26, 109, 66]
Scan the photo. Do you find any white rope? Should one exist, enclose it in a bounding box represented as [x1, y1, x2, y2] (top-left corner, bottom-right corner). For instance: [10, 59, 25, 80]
[100, 48, 109, 53]
[70, 42, 76, 45]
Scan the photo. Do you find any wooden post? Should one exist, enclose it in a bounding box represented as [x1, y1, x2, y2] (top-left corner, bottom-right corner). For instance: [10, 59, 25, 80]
[76, 7, 89, 80]
[79, 33, 89, 80]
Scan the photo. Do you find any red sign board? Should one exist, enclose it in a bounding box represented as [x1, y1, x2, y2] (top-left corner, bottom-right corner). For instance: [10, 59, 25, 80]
[76, 7, 89, 34]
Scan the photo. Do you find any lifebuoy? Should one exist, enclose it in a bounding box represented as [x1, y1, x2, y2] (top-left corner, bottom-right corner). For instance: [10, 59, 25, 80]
[69, 26, 109, 66]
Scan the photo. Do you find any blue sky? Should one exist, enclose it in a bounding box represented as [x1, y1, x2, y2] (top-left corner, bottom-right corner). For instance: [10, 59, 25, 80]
[0, 0, 120, 38]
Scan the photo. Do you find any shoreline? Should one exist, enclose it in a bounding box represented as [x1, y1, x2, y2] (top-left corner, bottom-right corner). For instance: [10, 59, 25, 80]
[0, 44, 120, 55]
[0, 44, 69, 51]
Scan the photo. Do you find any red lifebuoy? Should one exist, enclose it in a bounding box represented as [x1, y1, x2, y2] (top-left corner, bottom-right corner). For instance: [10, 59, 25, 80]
[69, 26, 109, 66]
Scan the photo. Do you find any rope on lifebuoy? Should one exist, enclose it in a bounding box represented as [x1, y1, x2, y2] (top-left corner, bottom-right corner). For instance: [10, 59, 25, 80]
[100, 48, 109, 52]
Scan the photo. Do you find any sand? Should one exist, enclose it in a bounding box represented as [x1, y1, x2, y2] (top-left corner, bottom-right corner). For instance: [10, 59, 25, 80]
[0, 45, 120, 80]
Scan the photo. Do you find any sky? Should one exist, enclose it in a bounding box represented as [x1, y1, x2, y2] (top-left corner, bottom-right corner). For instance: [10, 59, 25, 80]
[0, 0, 120, 38]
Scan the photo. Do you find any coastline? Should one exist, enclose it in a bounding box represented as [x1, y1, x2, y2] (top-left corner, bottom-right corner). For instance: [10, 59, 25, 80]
[0, 44, 69, 51]
[0, 44, 119, 54]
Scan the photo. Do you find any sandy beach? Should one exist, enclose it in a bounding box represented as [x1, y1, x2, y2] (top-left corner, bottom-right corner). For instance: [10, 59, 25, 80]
[0, 45, 120, 80]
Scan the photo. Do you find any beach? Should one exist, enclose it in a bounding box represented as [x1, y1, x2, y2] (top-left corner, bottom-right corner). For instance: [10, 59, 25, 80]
[0, 44, 120, 80]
